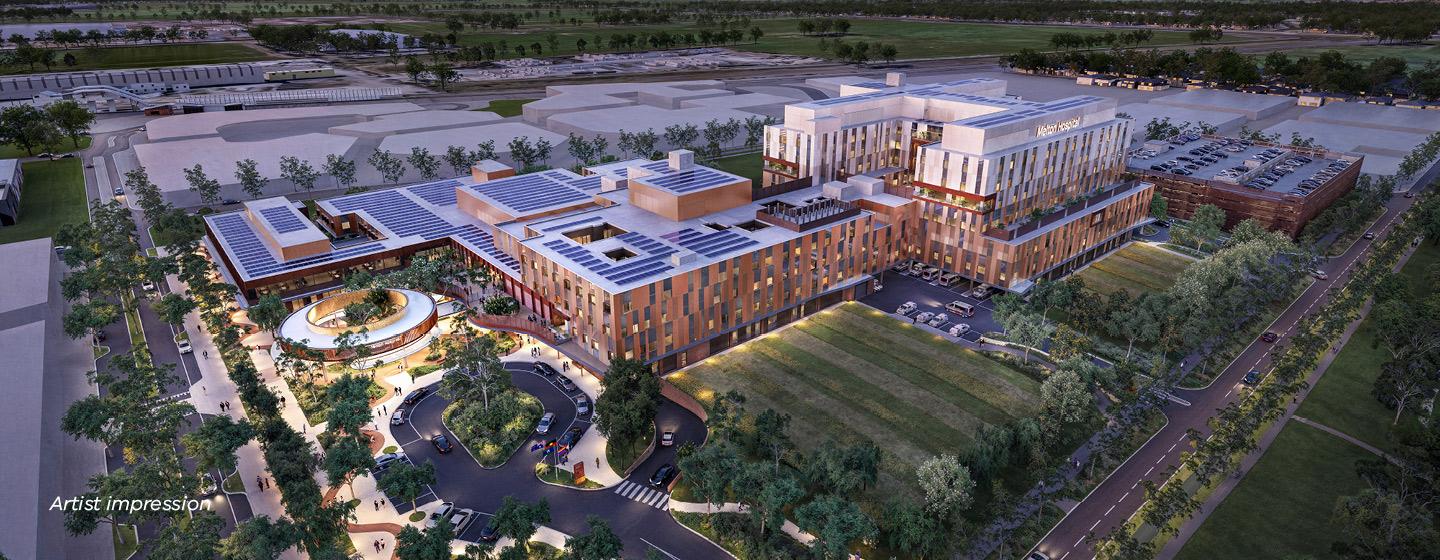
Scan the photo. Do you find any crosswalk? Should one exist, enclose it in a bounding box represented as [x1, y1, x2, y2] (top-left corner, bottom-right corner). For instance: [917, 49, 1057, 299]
[613, 480, 669, 509]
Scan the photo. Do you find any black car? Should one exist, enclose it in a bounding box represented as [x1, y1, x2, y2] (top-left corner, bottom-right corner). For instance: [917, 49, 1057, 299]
[1261, 332, 1278, 343]
[533, 362, 558, 377]
[1155, 220, 1171, 228]
[557, 376, 577, 391]
[649, 464, 677, 487]
[559, 426, 583, 447]
[478, 517, 500, 542]
[403, 387, 429, 405]
[222, 199, 239, 205]
[1242, 369, 1261, 385]
[431, 434, 454, 454]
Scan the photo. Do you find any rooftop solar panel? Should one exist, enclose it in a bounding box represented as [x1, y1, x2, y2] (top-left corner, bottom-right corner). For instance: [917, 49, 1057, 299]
[210, 213, 386, 278]
[644, 168, 734, 194]
[467, 172, 590, 214]
[667, 228, 759, 258]
[405, 179, 462, 206]
[257, 206, 308, 234]
[541, 216, 604, 232]
[329, 190, 462, 240]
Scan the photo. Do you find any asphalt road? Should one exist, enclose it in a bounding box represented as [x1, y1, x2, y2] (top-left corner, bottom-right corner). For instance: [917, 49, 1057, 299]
[1029, 186, 1426, 560]
[395, 362, 723, 559]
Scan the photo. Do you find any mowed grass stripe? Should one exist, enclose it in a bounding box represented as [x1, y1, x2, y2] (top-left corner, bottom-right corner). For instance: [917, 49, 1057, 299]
[751, 338, 963, 459]
[1122, 243, 1197, 269]
[1091, 256, 1175, 291]
[1078, 267, 1160, 296]
[793, 319, 1016, 427]
[836, 305, 1043, 411]
[782, 326, 990, 436]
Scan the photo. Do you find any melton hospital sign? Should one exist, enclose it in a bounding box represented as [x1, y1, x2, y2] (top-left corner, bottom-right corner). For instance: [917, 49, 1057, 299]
[1036, 117, 1083, 137]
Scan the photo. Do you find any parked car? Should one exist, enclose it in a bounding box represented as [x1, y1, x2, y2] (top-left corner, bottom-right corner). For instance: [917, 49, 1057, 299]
[113, 187, 124, 196]
[428, 502, 457, 529]
[374, 452, 406, 470]
[536, 412, 556, 434]
[915, 311, 934, 324]
[927, 312, 948, 327]
[1261, 332, 1278, 343]
[661, 431, 675, 447]
[1027, 552, 1052, 560]
[478, 517, 501, 542]
[939, 272, 963, 286]
[891, 260, 912, 272]
[198, 473, 218, 496]
[391, 408, 408, 425]
[946, 300, 976, 317]
[649, 463, 678, 487]
[431, 434, 454, 454]
[222, 199, 239, 205]
[176, 338, 193, 354]
[575, 395, 591, 415]
[533, 362, 559, 377]
[141, 279, 156, 291]
[559, 426, 583, 447]
[896, 301, 917, 315]
[1311, 269, 1329, 280]
[949, 324, 971, 337]
[1242, 369, 1261, 385]
[557, 376, 577, 392]
[403, 387, 429, 405]
[1404, 191, 1415, 198]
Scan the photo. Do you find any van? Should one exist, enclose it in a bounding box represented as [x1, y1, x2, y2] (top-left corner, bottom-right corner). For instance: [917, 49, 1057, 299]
[909, 262, 929, 275]
[922, 268, 941, 282]
[946, 300, 975, 317]
[939, 272, 963, 286]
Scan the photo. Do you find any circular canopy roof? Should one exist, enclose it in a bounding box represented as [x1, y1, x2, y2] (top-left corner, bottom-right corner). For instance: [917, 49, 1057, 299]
[277, 288, 438, 351]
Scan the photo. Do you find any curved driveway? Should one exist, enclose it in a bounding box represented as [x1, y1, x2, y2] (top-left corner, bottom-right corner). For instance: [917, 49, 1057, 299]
[395, 362, 725, 559]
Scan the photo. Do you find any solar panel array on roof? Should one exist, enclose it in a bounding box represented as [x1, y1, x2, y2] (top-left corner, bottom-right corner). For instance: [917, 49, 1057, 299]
[405, 179, 463, 206]
[662, 228, 759, 258]
[211, 213, 384, 278]
[257, 206, 308, 234]
[644, 167, 735, 194]
[540, 232, 678, 286]
[329, 190, 462, 240]
[452, 224, 520, 272]
[541, 215, 604, 232]
[466, 171, 590, 213]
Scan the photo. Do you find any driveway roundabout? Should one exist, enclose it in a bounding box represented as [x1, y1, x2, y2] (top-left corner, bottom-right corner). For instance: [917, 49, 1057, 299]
[394, 361, 729, 559]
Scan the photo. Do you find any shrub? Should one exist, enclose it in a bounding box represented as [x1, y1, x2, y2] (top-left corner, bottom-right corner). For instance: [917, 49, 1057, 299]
[442, 388, 542, 467]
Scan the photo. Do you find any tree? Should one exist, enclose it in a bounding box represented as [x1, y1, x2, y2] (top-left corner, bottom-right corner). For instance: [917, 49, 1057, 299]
[183, 164, 222, 205]
[915, 454, 975, 521]
[247, 294, 288, 339]
[408, 147, 440, 180]
[1150, 192, 1168, 221]
[152, 293, 196, 326]
[279, 156, 318, 192]
[368, 149, 407, 184]
[595, 358, 661, 457]
[1007, 312, 1053, 363]
[220, 516, 299, 560]
[322, 154, 357, 191]
[1041, 369, 1091, 426]
[150, 511, 223, 560]
[324, 437, 375, 499]
[234, 159, 267, 198]
[404, 56, 427, 82]
[396, 516, 454, 560]
[1186, 203, 1227, 250]
[662, 123, 699, 150]
[470, 140, 497, 164]
[444, 145, 471, 176]
[492, 497, 551, 552]
[565, 516, 623, 560]
[794, 495, 876, 560]
[881, 500, 948, 558]
[181, 415, 254, 474]
[1373, 357, 1438, 425]
[678, 442, 739, 509]
[749, 26, 764, 43]
[750, 408, 794, 471]
[429, 62, 458, 91]
[631, 129, 659, 159]
[1090, 525, 1157, 560]
[45, 100, 95, 147]
[878, 43, 898, 63]
[0, 104, 60, 156]
[378, 461, 437, 512]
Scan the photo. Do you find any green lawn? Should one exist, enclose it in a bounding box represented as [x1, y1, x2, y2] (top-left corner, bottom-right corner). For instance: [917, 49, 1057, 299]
[670, 302, 1042, 496]
[1294, 240, 1440, 451]
[387, 18, 1247, 60]
[708, 153, 762, 184]
[476, 98, 536, 117]
[113, 523, 139, 560]
[1176, 422, 1374, 560]
[1275, 43, 1440, 66]
[0, 136, 92, 159]
[0, 43, 274, 76]
[0, 159, 87, 245]
[1076, 243, 1195, 297]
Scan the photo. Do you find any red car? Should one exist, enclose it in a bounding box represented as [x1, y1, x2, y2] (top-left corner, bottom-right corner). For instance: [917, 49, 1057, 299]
[1261, 332, 1278, 343]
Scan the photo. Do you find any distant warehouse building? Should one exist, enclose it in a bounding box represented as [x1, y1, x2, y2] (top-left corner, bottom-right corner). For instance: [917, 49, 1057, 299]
[0, 159, 21, 227]
[1130, 134, 1362, 237]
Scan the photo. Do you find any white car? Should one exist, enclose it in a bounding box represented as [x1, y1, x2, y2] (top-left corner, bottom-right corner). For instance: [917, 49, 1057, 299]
[949, 324, 972, 337]
[927, 313, 948, 327]
[896, 301, 917, 315]
[536, 412, 555, 434]
[141, 279, 157, 292]
[176, 339, 193, 354]
[391, 408, 408, 426]
[915, 311, 934, 324]
[374, 452, 407, 469]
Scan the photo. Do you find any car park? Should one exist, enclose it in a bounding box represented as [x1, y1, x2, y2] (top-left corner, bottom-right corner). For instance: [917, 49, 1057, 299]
[403, 387, 429, 405]
[391, 408, 408, 425]
[896, 301, 917, 315]
[927, 312, 948, 327]
[649, 463, 678, 487]
[1261, 332, 1278, 343]
[949, 323, 971, 337]
[536, 412, 555, 434]
[557, 375, 577, 392]
[431, 434, 454, 454]
[661, 431, 675, 446]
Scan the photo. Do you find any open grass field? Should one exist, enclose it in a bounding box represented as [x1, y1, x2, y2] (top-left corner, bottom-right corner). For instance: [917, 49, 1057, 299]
[0, 136, 91, 159]
[386, 18, 1248, 60]
[1075, 243, 1195, 297]
[707, 153, 761, 184]
[476, 98, 536, 117]
[0, 159, 87, 245]
[1276, 43, 1440, 66]
[0, 43, 273, 76]
[670, 302, 1042, 496]
[1175, 421, 1374, 560]
[1294, 240, 1440, 451]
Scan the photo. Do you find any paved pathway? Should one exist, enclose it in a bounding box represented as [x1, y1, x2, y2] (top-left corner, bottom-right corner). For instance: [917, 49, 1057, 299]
[1291, 416, 1399, 465]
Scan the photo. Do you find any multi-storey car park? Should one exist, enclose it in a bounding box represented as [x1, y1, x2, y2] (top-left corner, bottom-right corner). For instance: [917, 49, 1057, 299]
[203, 75, 1160, 373]
[762, 74, 1155, 292]
[1128, 133, 1363, 237]
[204, 150, 909, 373]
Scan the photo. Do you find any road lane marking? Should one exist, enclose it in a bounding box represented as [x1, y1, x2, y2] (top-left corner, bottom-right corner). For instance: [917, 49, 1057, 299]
[1120, 492, 1129, 502]
[1168, 444, 1177, 452]
[1105, 505, 1115, 516]
[1060, 552, 1070, 560]
[1088, 520, 1100, 532]
[1145, 466, 1154, 476]
[1074, 536, 1086, 547]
